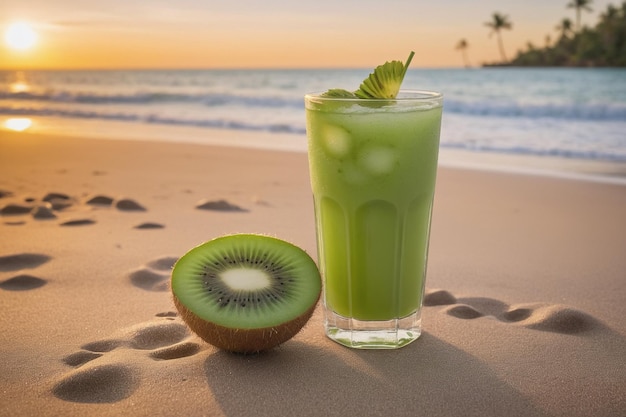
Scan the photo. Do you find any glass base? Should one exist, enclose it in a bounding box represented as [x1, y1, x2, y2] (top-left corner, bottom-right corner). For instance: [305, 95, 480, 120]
[324, 310, 422, 349]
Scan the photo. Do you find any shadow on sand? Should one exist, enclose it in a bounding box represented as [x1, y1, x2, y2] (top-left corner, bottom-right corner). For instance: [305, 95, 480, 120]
[204, 333, 549, 417]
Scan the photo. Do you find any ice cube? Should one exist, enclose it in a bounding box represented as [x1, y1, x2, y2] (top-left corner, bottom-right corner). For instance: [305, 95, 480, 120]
[322, 124, 351, 158]
[358, 146, 397, 175]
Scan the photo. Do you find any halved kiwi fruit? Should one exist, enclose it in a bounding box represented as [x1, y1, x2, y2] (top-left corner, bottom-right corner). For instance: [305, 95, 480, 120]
[171, 234, 321, 354]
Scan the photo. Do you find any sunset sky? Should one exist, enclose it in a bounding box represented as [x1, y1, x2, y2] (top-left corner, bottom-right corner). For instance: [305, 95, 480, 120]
[0, 0, 616, 69]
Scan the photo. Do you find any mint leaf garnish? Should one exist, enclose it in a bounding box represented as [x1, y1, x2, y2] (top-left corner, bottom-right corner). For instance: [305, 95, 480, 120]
[319, 51, 415, 100]
[355, 51, 415, 99]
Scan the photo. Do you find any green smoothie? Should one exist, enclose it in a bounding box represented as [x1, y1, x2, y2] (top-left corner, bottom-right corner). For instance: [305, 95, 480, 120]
[305, 93, 442, 321]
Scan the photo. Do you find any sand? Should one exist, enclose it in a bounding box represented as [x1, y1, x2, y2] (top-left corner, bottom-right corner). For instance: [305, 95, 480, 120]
[1, 129, 625, 417]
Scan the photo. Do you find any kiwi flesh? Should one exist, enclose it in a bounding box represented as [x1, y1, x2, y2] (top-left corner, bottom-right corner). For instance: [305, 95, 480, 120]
[171, 234, 321, 354]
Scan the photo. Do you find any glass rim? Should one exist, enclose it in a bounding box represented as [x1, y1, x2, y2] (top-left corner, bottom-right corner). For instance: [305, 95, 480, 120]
[305, 89, 442, 102]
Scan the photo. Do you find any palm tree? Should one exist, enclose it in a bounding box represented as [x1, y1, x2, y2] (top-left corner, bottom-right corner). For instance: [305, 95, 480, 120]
[555, 18, 574, 39]
[455, 39, 471, 68]
[567, 0, 593, 32]
[485, 12, 513, 62]
[600, 4, 618, 21]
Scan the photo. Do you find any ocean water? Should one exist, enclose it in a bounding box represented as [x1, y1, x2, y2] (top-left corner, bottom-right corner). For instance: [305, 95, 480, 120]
[1, 67, 625, 178]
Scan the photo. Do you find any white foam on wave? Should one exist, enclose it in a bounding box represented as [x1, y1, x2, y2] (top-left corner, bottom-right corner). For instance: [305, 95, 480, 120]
[444, 99, 626, 122]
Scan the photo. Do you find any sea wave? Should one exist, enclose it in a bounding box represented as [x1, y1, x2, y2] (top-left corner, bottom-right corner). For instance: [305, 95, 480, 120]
[2, 90, 626, 122]
[444, 99, 626, 122]
[442, 140, 626, 162]
[0, 90, 302, 108]
[0, 105, 306, 134]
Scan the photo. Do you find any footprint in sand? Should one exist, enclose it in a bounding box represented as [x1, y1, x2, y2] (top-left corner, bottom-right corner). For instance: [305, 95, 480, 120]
[0, 253, 52, 272]
[115, 198, 147, 212]
[0, 189, 14, 199]
[195, 198, 247, 212]
[423, 289, 600, 335]
[32, 205, 57, 220]
[0, 190, 67, 220]
[0, 274, 48, 291]
[134, 222, 165, 230]
[43, 192, 73, 210]
[52, 314, 202, 403]
[2, 190, 156, 229]
[3, 220, 27, 226]
[127, 255, 178, 292]
[85, 195, 147, 212]
[59, 218, 97, 226]
[0, 253, 51, 290]
[85, 195, 114, 207]
[0, 203, 33, 215]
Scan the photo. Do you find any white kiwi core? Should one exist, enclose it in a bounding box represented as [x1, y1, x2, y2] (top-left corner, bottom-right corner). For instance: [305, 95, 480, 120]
[220, 268, 271, 291]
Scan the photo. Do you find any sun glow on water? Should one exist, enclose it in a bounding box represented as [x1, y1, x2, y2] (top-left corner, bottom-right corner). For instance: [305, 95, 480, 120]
[4, 118, 33, 132]
[10, 82, 30, 93]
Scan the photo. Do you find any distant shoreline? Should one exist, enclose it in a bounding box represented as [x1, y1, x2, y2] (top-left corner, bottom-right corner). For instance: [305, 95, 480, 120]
[482, 62, 626, 68]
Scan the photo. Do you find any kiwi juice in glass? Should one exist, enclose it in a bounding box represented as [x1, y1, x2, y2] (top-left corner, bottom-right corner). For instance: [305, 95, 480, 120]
[305, 55, 442, 348]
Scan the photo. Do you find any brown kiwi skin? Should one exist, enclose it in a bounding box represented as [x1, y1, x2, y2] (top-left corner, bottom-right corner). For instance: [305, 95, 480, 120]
[173, 292, 319, 354]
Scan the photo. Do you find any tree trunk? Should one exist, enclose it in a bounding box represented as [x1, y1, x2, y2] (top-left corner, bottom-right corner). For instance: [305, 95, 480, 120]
[497, 32, 508, 62]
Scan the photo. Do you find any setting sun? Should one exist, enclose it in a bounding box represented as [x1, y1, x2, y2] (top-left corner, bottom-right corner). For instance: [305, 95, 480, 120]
[4, 22, 37, 51]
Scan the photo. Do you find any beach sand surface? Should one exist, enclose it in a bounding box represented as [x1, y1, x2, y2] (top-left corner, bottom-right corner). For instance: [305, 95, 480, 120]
[1, 130, 625, 417]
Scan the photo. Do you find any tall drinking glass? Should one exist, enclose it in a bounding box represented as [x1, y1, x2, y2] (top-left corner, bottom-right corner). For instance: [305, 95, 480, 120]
[305, 90, 443, 349]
